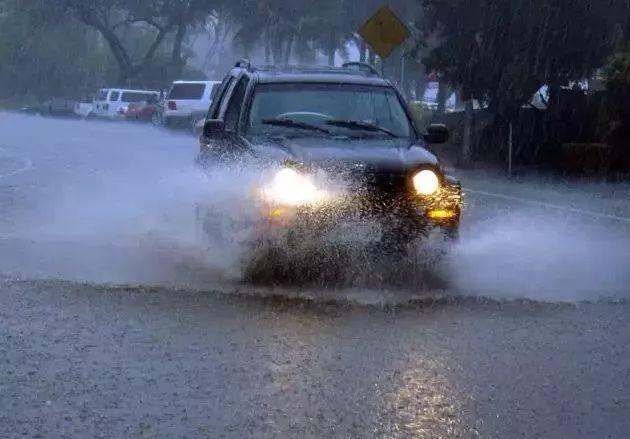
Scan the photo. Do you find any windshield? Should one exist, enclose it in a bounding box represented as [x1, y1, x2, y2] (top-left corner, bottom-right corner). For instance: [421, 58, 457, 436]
[247, 83, 412, 139]
[168, 83, 206, 100]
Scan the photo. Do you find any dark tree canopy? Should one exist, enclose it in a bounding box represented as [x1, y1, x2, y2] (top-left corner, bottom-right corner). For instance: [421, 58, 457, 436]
[1, 0, 628, 109]
[421, 0, 629, 115]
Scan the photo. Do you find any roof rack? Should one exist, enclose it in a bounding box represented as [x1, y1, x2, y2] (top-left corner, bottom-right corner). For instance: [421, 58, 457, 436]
[235, 59, 253, 71]
[341, 62, 381, 77]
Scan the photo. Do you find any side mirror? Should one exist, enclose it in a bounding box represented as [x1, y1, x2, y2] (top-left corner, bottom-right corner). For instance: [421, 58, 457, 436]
[424, 123, 449, 144]
[202, 119, 224, 136]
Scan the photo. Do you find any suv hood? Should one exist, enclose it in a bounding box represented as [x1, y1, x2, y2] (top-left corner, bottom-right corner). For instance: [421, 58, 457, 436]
[249, 136, 439, 173]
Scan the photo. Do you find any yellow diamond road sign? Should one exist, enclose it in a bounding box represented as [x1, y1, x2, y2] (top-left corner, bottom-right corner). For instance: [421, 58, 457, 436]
[358, 6, 410, 59]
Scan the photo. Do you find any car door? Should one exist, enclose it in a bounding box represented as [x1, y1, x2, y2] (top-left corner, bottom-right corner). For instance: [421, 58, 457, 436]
[108, 90, 121, 116]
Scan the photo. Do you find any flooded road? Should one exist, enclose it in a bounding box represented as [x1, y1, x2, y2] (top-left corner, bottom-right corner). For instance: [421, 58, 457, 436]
[1, 113, 629, 438]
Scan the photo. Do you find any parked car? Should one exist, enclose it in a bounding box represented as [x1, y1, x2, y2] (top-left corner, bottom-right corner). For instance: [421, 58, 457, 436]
[124, 94, 162, 123]
[163, 80, 221, 129]
[20, 99, 77, 117]
[74, 96, 94, 118]
[91, 88, 160, 119]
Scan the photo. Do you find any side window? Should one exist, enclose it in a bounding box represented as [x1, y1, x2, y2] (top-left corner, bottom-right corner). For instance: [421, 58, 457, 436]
[208, 76, 235, 120]
[110, 91, 120, 102]
[224, 78, 249, 132]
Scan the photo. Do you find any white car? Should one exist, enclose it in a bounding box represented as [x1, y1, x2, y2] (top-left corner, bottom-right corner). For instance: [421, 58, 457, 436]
[163, 80, 221, 128]
[74, 96, 94, 118]
[91, 88, 160, 119]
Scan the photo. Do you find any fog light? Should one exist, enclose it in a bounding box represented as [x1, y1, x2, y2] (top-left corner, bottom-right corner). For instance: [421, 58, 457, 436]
[427, 209, 457, 220]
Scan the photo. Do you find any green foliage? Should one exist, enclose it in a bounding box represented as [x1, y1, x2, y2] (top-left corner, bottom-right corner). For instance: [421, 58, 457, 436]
[604, 50, 630, 102]
[0, 0, 116, 101]
[421, 0, 626, 116]
[2, 0, 627, 115]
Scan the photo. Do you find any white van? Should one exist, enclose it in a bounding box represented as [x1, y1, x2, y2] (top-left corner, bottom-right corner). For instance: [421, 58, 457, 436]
[163, 80, 221, 128]
[74, 95, 94, 118]
[92, 88, 160, 119]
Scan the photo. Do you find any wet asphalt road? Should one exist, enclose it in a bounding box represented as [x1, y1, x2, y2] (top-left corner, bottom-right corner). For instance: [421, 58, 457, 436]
[1, 113, 630, 438]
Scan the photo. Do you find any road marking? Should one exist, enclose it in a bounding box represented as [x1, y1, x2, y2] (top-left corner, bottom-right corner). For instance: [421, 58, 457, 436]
[464, 188, 630, 224]
[0, 146, 33, 179]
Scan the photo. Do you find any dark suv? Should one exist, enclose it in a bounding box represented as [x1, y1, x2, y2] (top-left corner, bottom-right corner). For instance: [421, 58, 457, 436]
[197, 60, 462, 252]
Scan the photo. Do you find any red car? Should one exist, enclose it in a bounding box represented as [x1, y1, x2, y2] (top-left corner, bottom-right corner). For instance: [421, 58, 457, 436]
[125, 96, 163, 125]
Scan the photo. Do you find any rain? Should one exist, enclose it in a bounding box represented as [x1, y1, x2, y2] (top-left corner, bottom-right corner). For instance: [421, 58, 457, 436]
[1, 1, 630, 437]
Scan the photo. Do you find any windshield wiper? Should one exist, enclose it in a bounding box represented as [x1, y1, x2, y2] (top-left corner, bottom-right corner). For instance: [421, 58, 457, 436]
[262, 118, 330, 134]
[325, 119, 399, 138]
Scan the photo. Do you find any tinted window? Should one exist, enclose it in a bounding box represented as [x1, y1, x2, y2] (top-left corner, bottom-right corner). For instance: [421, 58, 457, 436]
[121, 92, 153, 103]
[96, 90, 108, 101]
[110, 91, 120, 102]
[168, 83, 206, 100]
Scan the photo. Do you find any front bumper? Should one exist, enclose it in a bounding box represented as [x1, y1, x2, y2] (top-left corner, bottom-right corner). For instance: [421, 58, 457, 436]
[196, 174, 462, 247]
[254, 182, 462, 243]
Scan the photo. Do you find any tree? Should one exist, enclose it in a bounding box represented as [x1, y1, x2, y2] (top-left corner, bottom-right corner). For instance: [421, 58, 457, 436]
[159, 0, 223, 77]
[63, 0, 218, 83]
[419, 0, 627, 164]
[421, 0, 625, 115]
[0, 0, 115, 101]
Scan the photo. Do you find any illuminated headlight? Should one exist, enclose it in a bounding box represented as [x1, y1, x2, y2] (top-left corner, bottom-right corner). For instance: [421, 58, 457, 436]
[413, 170, 440, 195]
[261, 168, 325, 206]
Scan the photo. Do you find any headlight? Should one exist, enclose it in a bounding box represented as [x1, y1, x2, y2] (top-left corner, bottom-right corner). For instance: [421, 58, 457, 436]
[262, 168, 324, 206]
[413, 169, 440, 195]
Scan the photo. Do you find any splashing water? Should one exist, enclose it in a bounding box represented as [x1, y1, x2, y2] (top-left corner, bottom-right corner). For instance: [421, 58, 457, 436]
[2, 114, 629, 305]
[446, 210, 630, 302]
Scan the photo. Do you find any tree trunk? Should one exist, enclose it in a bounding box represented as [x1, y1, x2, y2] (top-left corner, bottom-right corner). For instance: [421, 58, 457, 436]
[170, 22, 187, 78]
[327, 32, 336, 66]
[264, 29, 272, 64]
[328, 46, 335, 66]
[284, 37, 293, 65]
[86, 19, 133, 82]
[415, 74, 428, 102]
[461, 99, 474, 166]
[272, 32, 283, 65]
[77, 9, 170, 85]
[359, 40, 367, 63]
[437, 81, 449, 113]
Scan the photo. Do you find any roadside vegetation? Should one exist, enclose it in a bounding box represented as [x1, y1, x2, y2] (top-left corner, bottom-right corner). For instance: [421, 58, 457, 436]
[0, 0, 628, 173]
